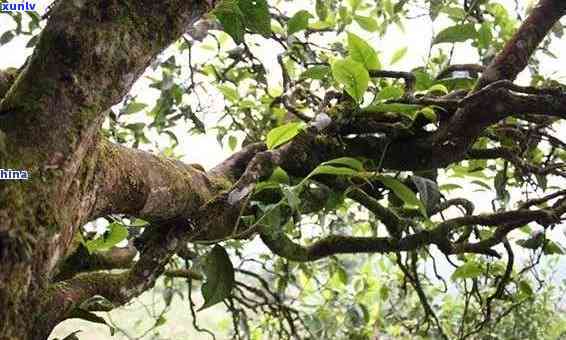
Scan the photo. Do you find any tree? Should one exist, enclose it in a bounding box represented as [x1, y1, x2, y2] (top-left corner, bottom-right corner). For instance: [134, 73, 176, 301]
[1, 0, 566, 339]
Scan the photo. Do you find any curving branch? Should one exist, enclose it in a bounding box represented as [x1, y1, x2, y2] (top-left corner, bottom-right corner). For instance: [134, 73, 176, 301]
[54, 242, 137, 282]
[436, 64, 484, 80]
[477, 0, 566, 88]
[258, 202, 564, 262]
[37, 218, 189, 338]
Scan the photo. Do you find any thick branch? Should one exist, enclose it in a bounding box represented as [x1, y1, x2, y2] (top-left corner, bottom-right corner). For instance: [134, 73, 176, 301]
[38, 218, 188, 338]
[54, 243, 137, 281]
[477, 0, 566, 88]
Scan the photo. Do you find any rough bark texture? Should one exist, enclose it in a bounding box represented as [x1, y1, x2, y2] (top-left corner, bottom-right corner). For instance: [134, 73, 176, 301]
[0, 0, 565, 339]
[0, 0, 213, 338]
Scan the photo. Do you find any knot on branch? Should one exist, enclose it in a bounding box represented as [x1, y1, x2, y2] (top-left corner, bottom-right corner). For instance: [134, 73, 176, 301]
[0, 68, 18, 101]
[0, 229, 36, 264]
[534, 210, 560, 227]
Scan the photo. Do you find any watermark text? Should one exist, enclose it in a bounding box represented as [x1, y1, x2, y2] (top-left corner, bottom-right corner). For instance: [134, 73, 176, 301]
[1, 2, 37, 12]
[0, 169, 29, 180]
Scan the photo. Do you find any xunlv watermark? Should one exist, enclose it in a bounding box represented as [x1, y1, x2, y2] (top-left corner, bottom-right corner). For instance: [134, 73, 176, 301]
[0, 169, 29, 180]
[1, 1, 37, 12]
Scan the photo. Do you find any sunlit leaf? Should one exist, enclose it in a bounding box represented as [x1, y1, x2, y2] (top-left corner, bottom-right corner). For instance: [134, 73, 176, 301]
[331, 58, 369, 103]
[451, 261, 483, 280]
[347, 32, 381, 70]
[390, 46, 407, 65]
[266, 122, 304, 149]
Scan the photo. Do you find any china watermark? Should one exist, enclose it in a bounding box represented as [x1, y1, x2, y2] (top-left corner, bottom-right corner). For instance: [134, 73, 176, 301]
[1, 1, 37, 12]
[0, 169, 29, 180]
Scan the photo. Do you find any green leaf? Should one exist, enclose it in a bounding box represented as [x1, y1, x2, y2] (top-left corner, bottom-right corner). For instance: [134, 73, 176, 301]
[419, 107, 437, 122]
[411, 176, 441, 215]
[239, 0, 271, 36]
[288, 10, 313, 35]
[376, 86, 403, 101]
[312, 165, 361, 177]
[228, 135, 238, 150]
[266, 122, 303, 149]
[543, 240, 565, 255]
[427, 84, 449, 95]
[354, 15, 378, 32]
[518, 280, 534, 296]
[79, 295, 115, 311]
[378, 176, 427, 217]
[347, 32, 381, 70]
[451, 261, 482, 280]
[268, 167, 290, 184]
[85, 223, 128, 253]
[300, 65, 330, 80]
[322, 157, 364, 171]
[123, 102, 148, 115]
[439, 183, 462, 191]
[390, 46, 407, 65]
[26, 34, 39, 48]
[218, 84, 239, 102]
[365, 103, 421, 115]
[154, 315, 167, 327]
[315, 0, 329, 20]
[283, 187, 301, 211]
[0, 31, 15, 46]
[130, 218, 149, 227]
[348, 0, 361, 12]
[433, 24, 477, 44]
[331, 58, 369, 103]
[471, 180, 491, 190]
[214, 0, 246, 44]
[70, 309, 115, 336]
[478, 22, 493, 49]
[200, 245, 235, 310]
[379, 285, 390, 301]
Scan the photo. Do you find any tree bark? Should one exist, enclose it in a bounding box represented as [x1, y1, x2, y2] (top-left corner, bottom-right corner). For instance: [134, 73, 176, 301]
[0, 0, 565, 338]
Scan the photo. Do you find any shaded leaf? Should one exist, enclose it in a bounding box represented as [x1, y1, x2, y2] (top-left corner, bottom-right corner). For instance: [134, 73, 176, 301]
[214, 0, 246, 44]
[433, 24, 477, 44]
[543, 240, 565, 255]
[378, 176, 427, 217]
[312, 165, 361, 177]
[239, 0, 271, 36]
[300, 65, 330, 80]
[200, 245, 235, 310]
[518, 280, 534, 296]
[0, 31, 15, 46]
[288, 10, 312, 35]
[322, 157, 364, 171]
[123, 102, 148, 115]
[411, 175, 441, 215]
[70, 309, 115, 336]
